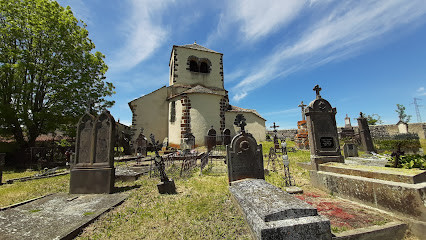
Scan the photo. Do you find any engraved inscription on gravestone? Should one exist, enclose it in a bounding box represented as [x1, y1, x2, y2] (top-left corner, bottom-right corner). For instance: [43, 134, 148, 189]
[94, 112, 114, 164]
[76, 113, 95, 165]
[320, 137, 334, 148]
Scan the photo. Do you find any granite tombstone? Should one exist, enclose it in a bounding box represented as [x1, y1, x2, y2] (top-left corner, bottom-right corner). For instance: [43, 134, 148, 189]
[226, 114, 264, 184]
[343, 143, 358, 158]
[357, 112, 376, 153]
[305, 85, 344, 170]
[69, 110, 116, 194]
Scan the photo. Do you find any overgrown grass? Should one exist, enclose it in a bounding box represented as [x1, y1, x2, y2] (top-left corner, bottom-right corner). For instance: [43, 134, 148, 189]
[0, 175, 69, 207]
[2, 168, 40, 181]
[77, 173, 251, 240]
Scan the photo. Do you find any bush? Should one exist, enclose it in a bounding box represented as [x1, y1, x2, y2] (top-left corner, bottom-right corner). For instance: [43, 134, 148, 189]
[374, 133, 420, 152]
[387, 154, 426, 170]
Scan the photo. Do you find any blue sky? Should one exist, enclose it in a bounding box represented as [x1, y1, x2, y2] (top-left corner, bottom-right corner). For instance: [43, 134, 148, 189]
[58, 0, 426, 129]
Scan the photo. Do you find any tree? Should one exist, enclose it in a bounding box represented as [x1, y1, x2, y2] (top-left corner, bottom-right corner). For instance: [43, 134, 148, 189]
[0, 0, 115, 150]
[395, 104, 411, 123]
[366, 114, 383, 125]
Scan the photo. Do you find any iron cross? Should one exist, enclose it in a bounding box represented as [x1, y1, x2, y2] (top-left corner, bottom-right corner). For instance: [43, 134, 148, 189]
[270, 122, 280, 133]
[313, 85, 322, 99]
[298, 101, 307, 121]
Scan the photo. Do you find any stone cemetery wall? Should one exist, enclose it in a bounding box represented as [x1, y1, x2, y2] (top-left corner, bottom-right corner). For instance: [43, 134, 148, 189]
[276, 122, 426, 140]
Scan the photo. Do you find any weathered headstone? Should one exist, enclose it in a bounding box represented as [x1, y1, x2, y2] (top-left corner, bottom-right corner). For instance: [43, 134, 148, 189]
[222, 128, 231, 146]
[206, 126, 216, 152]
[181, 131, 195, 152]
[135, 128, 148, 157]
[305, 85, 344, 171]
[343, 143, 358, 158]
[397, 120, 409, 134]
[340, 114, 355, 139]
[0, 153, 5, 185]
[69, 110, 115, 194]
[357, 112, 376, 153]
[227, 114, 264, 184]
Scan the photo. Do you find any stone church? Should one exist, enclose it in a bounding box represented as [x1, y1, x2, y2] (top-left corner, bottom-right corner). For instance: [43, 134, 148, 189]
[129, 43, 266, 148]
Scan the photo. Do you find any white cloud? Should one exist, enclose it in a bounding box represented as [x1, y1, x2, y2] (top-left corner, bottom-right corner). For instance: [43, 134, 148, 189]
[262, 108, 300, 116]
[416, 86, 426, 96]
[207, 0, 306, 45]
[229, 0, 306, 41]
[109, 0, 173, 72]
[231, 0, 426, 101]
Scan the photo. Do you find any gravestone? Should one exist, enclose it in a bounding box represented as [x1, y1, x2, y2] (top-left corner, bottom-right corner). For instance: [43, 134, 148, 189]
[295, 101, 309, 149]
[343, 143, 358, 158]
[305, 85, 344, 171]
[340, 114, 355, 139]
[397, 121, 409, 134]
[70, 111, 115, 194]
[206, 126, 216, 152]
[227, 114, 264, 184]
[222, 128, 231, 146]
[357, 112, 376, 153]
[181, 132, 195, 154]
[135, 128, 148, 157]
[0, 153, 5, 185]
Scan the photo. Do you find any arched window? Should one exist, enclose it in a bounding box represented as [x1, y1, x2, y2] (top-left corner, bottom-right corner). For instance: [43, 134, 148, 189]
[200, 62, 209, 73]
[189, 60, 199, 72]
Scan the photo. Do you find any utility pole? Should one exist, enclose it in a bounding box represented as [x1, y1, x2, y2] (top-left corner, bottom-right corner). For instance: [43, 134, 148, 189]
[411, 98, 423, 123]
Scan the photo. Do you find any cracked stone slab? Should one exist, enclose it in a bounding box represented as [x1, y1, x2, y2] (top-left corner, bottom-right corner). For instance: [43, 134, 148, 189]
[0, 193, 128, 240]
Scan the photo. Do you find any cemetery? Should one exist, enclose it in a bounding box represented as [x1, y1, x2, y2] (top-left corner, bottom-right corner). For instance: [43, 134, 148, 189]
[1, 3, 425, 239]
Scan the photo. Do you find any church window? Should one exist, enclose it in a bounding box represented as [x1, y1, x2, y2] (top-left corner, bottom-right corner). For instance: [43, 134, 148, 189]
[200, 62, 209, 73]
[189, 60, 199, 72]
[170, 101, 176, 122]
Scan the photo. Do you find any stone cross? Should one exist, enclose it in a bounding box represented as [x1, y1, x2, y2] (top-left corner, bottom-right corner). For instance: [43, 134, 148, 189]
[298, 101, 307, 121]
[234, 114, 247, 132]
[313, 85, 322, 99]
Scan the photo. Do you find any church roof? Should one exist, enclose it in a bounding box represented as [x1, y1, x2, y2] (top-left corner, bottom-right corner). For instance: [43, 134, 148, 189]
[175, 42, 221, 54]
[227, 105, 266, 121]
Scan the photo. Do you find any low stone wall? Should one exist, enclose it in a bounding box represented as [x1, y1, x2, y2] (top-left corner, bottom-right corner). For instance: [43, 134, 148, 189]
[271, 123, 426, 139]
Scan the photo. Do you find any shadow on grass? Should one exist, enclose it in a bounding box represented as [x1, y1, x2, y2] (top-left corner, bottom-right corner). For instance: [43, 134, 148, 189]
[114, 184, 142, 193]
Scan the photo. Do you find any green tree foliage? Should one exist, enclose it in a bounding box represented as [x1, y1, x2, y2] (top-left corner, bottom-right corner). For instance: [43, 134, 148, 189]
[395, 104, 411, 123]
[0, 0, 115, 149]
[366, 114, 383, 125]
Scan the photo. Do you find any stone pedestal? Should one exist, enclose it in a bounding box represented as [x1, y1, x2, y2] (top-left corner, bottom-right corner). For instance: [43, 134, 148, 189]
[343, 143, 358, 158]
[157, 179, 176, 194]
[70, 168, 115, 194]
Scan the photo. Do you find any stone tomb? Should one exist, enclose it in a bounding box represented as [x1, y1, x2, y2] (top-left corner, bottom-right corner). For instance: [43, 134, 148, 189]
[69, 111, 116, 194]
[227, 114, 331, 240]
[343, 143, 358, 158]
[305, 85, 344, 170]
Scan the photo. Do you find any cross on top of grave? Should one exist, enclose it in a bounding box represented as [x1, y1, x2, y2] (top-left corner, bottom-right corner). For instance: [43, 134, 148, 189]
[313, 85, 322, 99]
[359, 112, 364, 118]
[234, 114, 247, 132]
[298, 101, 307, 120]
[270, 122, 279, 133]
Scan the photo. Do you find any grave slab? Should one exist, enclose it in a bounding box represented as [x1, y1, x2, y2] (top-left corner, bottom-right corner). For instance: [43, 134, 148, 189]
[230, 179, 331, 240]
[0, 193, 127, 240]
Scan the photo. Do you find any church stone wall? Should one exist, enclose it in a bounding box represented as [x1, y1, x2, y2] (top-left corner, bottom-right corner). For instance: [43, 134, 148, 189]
[168, 96, 184, 148]
[189, 93, 222, 146]
[225, 112, 266, 143]
[173, 47, 223, 89]
[129, 86, 169, 144]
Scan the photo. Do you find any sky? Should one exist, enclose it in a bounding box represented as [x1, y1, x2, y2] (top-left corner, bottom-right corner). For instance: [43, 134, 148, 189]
[57, 0, 426, 130]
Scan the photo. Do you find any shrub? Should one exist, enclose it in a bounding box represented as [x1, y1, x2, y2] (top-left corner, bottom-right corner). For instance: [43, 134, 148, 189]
[387, 154, 426, 170]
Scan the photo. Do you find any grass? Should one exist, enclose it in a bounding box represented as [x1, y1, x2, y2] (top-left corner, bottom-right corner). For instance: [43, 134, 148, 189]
[0, 174, 69, 207]
[77, 168, 251, 240]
